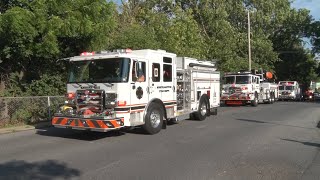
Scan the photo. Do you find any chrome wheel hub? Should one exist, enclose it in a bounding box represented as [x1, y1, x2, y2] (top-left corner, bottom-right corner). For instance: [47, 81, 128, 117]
[150, 111, 161, 128]
[200, 103, 207, 116]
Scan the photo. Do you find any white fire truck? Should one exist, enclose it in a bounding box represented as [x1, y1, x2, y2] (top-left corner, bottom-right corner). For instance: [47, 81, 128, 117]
[220, 69, 278, 106]
[52, 49, 220, 134]
[278, 81, 302, 101]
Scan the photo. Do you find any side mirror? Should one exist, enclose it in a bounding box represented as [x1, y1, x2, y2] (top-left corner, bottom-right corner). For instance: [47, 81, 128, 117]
[134, 61, 139, 78]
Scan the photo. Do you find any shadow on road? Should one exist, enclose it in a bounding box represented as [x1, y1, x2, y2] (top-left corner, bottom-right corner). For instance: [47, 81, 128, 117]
[281, 138, 320, 148]
[235, 118, 316, 130]
[236, 118, 266, 124]
[36, 127, 125, 141]
[0, 160, 80, 180]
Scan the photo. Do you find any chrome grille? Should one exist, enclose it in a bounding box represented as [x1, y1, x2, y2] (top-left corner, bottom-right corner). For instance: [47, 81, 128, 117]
[76, 89, 104, 112]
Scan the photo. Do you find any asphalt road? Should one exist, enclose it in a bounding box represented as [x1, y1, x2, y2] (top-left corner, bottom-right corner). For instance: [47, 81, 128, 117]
[0, 102, 319, 180]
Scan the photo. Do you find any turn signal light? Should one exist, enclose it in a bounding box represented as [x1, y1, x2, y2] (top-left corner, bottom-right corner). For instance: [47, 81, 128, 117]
[117, 100, 127, 106]
[66, 92, 75, 99]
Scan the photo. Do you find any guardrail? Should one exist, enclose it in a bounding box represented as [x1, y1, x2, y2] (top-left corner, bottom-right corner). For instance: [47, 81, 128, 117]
[0, 96, 64, 127]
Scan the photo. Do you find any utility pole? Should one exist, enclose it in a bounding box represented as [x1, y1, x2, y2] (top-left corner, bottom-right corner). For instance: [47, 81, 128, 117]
[248, 10, 251, 71]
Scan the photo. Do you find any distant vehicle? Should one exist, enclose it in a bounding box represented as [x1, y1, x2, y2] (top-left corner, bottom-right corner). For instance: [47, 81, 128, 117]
[220, 69, 278, 106]
[309, 81, 320, 101]
[312, 91, 320, 101]
[278, 81, 302, 101]
[303, 88, 314, 101]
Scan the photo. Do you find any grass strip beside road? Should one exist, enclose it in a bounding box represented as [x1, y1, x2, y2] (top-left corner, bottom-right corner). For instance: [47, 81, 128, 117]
[0, 121, 52, 135]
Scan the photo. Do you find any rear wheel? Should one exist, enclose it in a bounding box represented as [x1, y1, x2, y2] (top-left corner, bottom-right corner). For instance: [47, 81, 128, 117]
[142, 103, 164, 134]
[270, 92, 274, 104]
[194, 96, 209, 121]
[265, 91, 271, 104]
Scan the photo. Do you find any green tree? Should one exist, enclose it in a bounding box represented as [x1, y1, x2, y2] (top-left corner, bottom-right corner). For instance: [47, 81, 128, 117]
[308, 21, 320, 54]
[271, 7, 316, 86]
[0, 0, 117, 96]
[114, 0, 204, 58]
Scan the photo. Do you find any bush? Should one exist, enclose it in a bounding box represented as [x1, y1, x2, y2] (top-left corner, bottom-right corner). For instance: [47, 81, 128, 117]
[0, 96, 64, 128]
[11, 109, 33, 125]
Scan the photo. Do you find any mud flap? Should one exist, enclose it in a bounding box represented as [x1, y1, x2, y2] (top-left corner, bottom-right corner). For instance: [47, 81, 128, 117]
[210, 108, 218, 115]
[162, 119, 167, 129]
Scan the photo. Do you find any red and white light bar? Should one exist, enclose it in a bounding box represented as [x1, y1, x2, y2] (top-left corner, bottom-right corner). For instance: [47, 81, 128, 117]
[80, 52, 95, 56]
[80, 49, 132, 56]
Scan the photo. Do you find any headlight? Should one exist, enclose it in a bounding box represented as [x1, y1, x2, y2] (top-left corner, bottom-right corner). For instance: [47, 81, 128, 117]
[105, 93, 117, 108]
[60, 106, 75, 115]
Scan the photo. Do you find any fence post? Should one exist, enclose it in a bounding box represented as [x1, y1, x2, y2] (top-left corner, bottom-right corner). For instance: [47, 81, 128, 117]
[47, 96, 51, 121]
[4, 99, 8, 120]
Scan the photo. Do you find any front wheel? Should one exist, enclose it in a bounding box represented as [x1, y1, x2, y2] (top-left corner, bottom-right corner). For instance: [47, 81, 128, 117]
[251, 94, 258, 107]
[142, 103, 164, 134]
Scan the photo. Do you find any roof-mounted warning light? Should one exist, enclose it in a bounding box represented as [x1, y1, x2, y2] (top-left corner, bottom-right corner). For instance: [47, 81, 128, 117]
[80, 52, 95, 56]
[80, 49, 132, 56]
[112, 49, 132, 53]
[238, 70, 251, 74]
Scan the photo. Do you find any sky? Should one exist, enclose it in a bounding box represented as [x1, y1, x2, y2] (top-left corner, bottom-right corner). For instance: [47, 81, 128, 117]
[115, 0, 320, 19]
[291, 0, 320, 20]
[291, 0, 320, 52]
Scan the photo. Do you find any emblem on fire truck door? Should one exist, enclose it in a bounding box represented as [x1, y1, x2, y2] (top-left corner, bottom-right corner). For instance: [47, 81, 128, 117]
[136, 86, 143, 99]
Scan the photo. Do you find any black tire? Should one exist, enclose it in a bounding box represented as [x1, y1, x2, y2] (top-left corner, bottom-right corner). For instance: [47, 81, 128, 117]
[270, 92, 274, 104]
[221, 101, 228, 107]
[251, 93, 258, 107]
[142, 103, 164, 134]
[266, 91, 272, 104]
[273, 92, 277, 103]
[265, 92, 271, 104]
[194, 96, 209, 121]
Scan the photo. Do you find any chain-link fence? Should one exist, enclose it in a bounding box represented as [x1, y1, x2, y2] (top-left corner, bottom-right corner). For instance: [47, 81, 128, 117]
[0, 96, 64, 127]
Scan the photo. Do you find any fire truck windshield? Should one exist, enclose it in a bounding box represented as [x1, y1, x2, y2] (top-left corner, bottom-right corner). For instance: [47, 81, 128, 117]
[285, 86, 294, 90]
[235, 76, 251, 84]
[224, 76, 235, 84]
[68, 58, 130, 83]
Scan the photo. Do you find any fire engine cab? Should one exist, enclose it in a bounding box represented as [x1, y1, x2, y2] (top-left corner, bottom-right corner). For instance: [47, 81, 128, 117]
[52, 49, 220, 134]
[278, 81, 302, 101]
[221, 69, 278, 106]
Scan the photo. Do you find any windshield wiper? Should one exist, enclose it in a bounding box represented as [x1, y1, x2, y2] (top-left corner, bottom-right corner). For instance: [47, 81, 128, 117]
[71, 83, 82, 88]
[102, 83, 114, 87]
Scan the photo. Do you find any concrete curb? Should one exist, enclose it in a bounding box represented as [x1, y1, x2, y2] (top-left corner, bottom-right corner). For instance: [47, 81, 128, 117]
[0, 121, 52, 135]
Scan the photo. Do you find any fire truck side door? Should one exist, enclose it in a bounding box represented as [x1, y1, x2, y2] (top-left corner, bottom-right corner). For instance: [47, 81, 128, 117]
[161, 57, 175, 102]
[149, 62, 160, 95]
[147, 56, 175, 103]
[130, 59, 149, 107]
[254, 77, 260, 91]
[147, 56, 164, 100]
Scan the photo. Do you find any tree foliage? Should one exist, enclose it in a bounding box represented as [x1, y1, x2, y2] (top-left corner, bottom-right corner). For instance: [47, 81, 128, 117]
[0, 0, 319, 96]
[0, 0, 117, 96]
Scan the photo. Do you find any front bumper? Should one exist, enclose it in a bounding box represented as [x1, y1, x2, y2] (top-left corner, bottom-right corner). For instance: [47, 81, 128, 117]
[52, 116, 124, 132]
[278, 95, 294, 100]
[223, 100, 247, 105]
[313, 96, 320, 100]
[221, 95, 253, 101]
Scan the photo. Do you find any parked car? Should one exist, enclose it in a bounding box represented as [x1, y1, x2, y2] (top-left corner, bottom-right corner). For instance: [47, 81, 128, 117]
[303, 89, 313, 101]
[313, 91, 320, 101]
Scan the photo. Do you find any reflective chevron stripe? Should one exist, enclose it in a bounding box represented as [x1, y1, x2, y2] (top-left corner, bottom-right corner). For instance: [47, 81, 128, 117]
[52, 117, 124, 129]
